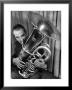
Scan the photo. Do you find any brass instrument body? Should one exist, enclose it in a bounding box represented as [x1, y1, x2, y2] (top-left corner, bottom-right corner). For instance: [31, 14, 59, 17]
[18, 22, 53, 78]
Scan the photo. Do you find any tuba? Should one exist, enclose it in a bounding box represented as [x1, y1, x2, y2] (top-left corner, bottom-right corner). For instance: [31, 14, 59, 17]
[18, 21, 52, 78]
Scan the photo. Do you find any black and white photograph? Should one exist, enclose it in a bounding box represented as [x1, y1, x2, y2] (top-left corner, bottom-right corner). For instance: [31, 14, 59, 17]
[11, 11, 61, 79]
[4, 4, 68, 86]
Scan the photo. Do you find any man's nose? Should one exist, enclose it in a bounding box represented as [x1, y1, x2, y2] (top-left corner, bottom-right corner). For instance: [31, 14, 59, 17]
[19, 37, 22, 40]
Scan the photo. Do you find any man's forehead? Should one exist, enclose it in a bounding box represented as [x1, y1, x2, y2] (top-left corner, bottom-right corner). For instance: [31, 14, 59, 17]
[13, 29, 24, 36]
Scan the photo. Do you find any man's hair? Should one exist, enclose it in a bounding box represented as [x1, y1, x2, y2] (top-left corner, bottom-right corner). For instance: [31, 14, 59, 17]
[12, 24, 26, 35]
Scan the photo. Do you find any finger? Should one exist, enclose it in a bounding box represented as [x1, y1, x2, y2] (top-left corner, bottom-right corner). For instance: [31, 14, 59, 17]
[35, 61, 44, 67]
[20, 61, 25, 65]
[17, 64, 25, 69]
[34, 62, 40, 67]
[16, 62, 24, 68]
[18, 63, 25, 68]
[17, 64, 21, 69]
[20, 63, 25, 68]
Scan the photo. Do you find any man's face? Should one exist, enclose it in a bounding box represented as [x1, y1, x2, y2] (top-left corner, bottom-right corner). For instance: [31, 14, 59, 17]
[13, 29, 26, 44]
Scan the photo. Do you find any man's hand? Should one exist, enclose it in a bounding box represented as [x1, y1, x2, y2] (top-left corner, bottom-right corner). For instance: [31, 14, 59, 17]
[34, 59, 47, 69]
[13, 58, 25, 69]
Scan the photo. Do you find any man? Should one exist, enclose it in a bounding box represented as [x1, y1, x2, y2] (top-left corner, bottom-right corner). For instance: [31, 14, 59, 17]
[11, 23, 49, 79]
[11, 24, 30, 78]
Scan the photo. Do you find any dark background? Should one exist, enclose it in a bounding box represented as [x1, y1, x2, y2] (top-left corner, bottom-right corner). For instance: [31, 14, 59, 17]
[0, 0, 70, 89]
